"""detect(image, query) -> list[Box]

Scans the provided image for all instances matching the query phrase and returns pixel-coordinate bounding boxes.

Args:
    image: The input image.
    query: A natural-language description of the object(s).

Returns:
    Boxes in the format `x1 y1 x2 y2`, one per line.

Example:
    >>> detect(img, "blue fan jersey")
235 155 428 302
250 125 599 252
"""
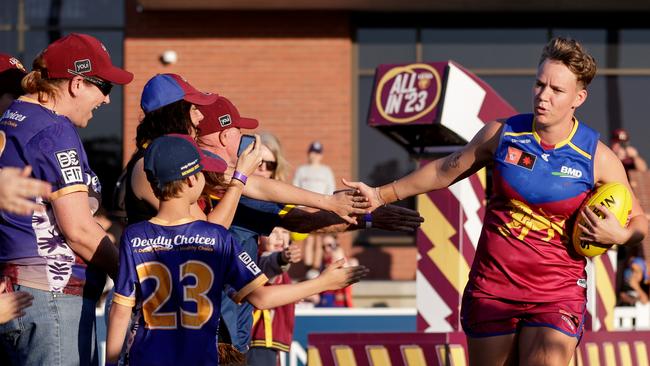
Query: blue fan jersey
113 218 268 366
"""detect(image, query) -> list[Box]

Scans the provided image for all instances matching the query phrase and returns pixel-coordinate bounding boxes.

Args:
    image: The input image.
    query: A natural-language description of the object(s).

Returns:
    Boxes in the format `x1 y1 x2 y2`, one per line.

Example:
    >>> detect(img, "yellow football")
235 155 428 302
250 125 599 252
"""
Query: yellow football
572 182 632 257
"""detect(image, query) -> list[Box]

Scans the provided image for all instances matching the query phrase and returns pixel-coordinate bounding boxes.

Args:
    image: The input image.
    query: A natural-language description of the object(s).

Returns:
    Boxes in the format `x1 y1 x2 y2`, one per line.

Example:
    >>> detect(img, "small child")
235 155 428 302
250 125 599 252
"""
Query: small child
248 227 301 365
317 234 356 308
105 135 367 366
619 256 650 305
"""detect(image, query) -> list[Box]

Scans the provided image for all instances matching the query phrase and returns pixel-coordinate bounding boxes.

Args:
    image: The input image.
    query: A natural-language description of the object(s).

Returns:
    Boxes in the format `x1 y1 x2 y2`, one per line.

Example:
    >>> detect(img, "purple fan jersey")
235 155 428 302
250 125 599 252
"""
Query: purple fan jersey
113 218 267 366
0 97 103 297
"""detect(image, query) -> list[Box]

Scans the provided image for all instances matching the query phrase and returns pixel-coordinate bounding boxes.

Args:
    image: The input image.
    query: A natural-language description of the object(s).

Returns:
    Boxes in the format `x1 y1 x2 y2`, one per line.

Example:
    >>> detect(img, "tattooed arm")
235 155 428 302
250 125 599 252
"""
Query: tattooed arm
344 120 504 210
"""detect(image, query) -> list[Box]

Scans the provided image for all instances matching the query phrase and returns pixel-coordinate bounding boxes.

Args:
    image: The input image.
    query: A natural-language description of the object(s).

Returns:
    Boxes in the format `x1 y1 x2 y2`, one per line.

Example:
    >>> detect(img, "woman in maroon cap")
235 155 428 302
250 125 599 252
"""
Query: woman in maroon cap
123 73 263 228
610 128 647 174
0 34 132 366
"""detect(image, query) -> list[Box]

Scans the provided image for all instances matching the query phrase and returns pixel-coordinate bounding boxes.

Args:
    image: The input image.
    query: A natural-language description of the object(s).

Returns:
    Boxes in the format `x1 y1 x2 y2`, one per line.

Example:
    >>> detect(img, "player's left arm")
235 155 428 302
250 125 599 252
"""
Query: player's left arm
587 141 648 246
105 302 133 365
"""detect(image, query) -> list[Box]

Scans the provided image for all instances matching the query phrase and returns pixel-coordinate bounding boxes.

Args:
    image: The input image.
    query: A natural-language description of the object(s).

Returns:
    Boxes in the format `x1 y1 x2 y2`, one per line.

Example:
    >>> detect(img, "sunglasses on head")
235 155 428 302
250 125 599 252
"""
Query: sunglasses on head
259 160 278 171
68 70 113 96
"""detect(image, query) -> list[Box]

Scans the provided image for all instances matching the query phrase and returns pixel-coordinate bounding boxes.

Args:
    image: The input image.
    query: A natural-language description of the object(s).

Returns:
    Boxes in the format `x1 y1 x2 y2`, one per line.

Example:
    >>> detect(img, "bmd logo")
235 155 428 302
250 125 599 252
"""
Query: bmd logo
552 166 583 179
373 63 442 124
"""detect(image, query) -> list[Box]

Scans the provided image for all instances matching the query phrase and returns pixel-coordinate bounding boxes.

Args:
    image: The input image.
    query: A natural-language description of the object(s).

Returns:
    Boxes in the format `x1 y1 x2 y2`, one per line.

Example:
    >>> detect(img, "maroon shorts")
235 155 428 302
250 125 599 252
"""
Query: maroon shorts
461 291 586 339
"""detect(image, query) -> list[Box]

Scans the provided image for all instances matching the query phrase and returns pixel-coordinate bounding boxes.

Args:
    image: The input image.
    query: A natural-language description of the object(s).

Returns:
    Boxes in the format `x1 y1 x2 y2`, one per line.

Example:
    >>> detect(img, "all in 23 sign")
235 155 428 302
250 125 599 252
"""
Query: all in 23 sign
368 62 447 126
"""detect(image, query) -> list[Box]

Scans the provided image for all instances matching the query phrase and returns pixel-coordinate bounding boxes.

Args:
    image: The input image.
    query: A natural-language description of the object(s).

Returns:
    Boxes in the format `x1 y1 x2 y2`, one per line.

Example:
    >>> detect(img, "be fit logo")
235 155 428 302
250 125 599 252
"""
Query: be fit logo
373 64 442 124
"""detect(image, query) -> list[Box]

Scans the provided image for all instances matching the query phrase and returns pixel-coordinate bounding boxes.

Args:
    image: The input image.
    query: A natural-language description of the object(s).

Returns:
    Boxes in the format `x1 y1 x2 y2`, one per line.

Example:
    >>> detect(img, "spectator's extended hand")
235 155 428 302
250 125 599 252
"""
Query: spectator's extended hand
318 258 369 290
281 243 302 264
234 134 263 177
341 178 382 211
0 166 51 215
326 188 370 225
0 282 33 324
368 205 424 232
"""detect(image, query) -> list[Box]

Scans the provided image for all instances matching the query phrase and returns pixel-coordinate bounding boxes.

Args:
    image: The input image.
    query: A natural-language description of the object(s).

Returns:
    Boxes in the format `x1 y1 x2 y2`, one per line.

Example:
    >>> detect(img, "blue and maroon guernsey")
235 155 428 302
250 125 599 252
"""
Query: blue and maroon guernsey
113 219 268 366
467 114 599 303
0 97 103 297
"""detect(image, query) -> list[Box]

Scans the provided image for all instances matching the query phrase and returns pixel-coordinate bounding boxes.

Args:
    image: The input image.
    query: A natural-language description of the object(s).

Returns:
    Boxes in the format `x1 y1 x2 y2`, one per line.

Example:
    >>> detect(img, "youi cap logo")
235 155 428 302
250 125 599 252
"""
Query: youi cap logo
219 114 232 128
74 59 92 73
8 57 25 72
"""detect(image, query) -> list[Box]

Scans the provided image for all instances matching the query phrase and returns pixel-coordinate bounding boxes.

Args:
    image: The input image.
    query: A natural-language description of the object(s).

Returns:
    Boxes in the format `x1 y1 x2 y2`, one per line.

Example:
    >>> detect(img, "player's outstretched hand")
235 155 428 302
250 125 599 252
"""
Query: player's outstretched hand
370 205 424 232
319 258 369 290
326 188 370 225
0 166 51 216
0 281 33 324
341 178 382 211
234 134 263 177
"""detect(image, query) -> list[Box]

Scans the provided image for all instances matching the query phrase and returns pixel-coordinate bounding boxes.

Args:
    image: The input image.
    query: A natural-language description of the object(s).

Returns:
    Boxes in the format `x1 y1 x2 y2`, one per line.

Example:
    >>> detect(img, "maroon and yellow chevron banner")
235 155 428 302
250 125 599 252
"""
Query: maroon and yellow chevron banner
308 331 650 366
416 169 486 332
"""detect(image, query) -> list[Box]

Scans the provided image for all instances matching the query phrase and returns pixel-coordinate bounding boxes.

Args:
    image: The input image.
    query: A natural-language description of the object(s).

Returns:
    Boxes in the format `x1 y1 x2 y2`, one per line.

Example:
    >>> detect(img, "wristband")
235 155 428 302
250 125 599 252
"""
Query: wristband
232 171 248 185
364 213 372 229
278 251 289 266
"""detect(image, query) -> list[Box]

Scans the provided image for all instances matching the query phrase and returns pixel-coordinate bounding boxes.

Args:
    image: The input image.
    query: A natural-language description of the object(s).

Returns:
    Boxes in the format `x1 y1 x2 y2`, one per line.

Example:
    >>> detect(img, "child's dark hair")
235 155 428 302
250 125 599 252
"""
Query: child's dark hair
136 100 197 150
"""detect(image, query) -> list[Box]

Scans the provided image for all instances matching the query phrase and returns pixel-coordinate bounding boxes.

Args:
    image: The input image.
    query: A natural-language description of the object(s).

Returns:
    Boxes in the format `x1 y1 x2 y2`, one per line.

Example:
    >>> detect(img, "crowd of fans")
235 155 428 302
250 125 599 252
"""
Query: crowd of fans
0 34 423 366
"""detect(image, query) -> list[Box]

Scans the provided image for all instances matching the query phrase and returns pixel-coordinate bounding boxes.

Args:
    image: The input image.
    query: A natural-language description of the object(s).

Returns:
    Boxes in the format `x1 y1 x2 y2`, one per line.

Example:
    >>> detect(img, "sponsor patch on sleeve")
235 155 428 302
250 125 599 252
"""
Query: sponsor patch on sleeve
238 251 261 275
55 149 83 184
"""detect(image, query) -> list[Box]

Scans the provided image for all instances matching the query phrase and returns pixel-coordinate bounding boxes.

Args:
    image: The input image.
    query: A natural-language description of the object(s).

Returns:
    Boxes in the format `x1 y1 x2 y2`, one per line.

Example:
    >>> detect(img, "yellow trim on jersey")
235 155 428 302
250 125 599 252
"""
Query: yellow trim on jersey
532 117 579 148
554 117 579 149
567 142 592 160
249 340 291 352
50 184 88 201
149 217 197 226
18 96 40 104
254 309 274 347
503 131 534 137
112 293 136 308
278 204 295 218
233 274 268 304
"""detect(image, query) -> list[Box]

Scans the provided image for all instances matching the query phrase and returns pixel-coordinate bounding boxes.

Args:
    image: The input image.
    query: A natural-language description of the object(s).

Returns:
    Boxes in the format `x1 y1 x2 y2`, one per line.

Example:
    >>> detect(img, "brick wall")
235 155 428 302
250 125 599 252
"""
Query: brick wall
124 4 416 280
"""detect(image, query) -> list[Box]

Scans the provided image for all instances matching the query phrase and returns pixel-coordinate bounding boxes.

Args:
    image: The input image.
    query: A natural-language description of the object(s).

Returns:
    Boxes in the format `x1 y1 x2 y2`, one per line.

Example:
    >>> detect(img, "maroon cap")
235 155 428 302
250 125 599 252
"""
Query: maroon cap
0 54 26 74
41 33 133 85
0 54 27 95
197 96 259 136
611 128 629 143
166 134 227 173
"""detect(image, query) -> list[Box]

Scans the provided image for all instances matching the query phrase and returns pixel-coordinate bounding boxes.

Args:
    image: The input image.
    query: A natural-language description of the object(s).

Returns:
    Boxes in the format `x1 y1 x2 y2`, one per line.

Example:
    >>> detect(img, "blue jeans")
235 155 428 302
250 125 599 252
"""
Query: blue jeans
0 285 99 366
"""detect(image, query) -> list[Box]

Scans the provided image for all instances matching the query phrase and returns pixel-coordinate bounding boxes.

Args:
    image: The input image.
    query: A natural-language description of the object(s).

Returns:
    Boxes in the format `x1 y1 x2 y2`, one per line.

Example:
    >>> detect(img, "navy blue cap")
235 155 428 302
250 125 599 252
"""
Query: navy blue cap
144 134 227 189
308 141 323 153
140 73 218 113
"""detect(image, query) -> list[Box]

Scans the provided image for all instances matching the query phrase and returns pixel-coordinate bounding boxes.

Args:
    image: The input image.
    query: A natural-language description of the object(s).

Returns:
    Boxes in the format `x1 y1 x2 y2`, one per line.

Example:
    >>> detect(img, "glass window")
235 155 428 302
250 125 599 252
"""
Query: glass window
25 0 124 27
0 1 17 26
358 75 417 187
551 29 607 66
618 76 650 160
481 76 534 114
422 29 547 68
620 30 650 68
573 76 608 138
358 28 417 70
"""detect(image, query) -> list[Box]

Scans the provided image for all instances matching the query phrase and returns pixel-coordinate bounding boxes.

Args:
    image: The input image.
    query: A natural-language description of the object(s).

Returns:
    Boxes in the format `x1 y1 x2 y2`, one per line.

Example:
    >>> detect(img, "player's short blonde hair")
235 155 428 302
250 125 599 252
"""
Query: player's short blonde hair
539 37 597 89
